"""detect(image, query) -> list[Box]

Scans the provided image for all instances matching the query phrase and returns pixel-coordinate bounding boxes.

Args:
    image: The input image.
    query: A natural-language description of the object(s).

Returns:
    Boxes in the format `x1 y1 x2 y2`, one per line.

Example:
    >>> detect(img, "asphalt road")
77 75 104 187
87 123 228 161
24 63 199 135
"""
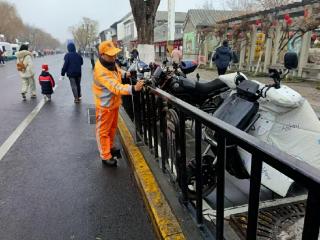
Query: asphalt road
0 55 156 240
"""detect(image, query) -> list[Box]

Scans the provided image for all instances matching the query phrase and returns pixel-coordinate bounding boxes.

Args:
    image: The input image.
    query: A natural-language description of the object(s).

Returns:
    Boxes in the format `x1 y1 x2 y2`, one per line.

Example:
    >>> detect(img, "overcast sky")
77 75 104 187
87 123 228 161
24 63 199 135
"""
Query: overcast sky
6 0 226 43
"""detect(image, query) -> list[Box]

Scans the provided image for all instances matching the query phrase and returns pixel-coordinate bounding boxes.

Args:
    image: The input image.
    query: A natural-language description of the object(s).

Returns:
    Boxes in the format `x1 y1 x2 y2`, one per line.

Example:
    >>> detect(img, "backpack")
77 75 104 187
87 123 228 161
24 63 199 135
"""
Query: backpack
17 56 27 72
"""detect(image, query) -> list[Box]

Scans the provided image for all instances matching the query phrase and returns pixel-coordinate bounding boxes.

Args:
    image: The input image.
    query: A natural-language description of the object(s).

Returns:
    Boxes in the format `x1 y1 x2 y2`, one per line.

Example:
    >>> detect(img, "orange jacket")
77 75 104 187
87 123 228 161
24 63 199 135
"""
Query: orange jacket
93 60 132 109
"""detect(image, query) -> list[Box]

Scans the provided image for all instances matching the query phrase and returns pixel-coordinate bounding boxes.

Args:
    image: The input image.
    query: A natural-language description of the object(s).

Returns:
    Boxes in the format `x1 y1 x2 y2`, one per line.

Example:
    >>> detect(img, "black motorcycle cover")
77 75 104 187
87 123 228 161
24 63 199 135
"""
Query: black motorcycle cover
213 94 259 130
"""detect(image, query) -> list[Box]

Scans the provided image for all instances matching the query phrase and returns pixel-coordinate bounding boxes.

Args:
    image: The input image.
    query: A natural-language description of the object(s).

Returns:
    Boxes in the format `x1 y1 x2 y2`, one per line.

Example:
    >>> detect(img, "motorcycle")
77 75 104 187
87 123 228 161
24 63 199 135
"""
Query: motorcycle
184 52 320 199
148 60 245 185
152 60 232 114
122 57 151 120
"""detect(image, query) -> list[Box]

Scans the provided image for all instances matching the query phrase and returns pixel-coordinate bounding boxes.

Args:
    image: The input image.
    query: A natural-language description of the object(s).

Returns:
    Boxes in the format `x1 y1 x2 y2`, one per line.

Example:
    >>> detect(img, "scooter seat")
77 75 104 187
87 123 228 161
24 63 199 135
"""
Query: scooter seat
196 79 228 94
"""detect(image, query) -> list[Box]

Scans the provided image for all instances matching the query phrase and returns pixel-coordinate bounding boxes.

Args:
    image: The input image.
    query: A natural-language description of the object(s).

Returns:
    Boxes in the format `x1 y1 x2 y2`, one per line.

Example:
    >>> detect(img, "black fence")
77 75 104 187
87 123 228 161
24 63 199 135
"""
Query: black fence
123 86 320 240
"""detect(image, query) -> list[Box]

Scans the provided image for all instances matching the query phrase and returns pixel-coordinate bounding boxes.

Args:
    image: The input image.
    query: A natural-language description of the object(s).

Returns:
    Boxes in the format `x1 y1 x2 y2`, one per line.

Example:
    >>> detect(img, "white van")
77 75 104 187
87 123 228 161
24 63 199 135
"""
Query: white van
10 43 19 56
0 42 14 59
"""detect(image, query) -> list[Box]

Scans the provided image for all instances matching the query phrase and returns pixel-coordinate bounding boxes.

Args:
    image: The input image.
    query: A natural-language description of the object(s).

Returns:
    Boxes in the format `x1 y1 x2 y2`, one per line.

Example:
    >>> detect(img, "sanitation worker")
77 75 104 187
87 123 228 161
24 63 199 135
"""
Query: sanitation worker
93 40 144 167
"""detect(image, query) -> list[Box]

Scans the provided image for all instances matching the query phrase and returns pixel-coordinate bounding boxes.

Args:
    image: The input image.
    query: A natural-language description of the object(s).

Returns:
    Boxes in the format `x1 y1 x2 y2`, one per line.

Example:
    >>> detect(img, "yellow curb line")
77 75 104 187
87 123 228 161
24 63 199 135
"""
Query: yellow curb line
118 115 186 240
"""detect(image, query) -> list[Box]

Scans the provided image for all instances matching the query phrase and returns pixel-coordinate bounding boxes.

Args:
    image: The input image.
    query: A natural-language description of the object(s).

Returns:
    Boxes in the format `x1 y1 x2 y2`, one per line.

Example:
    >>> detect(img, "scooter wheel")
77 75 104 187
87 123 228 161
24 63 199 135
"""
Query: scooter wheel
185 155 217 200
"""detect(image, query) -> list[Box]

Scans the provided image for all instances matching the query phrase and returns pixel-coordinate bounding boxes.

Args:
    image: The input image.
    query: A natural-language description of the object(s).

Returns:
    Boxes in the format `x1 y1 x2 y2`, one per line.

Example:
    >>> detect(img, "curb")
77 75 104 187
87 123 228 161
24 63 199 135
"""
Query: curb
117 115 186 240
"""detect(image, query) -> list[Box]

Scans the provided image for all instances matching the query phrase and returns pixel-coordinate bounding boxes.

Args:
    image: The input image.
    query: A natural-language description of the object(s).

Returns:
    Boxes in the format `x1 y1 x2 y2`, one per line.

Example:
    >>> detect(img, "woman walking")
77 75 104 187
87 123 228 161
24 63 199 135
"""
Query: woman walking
61 42 83 103
16 44 36 101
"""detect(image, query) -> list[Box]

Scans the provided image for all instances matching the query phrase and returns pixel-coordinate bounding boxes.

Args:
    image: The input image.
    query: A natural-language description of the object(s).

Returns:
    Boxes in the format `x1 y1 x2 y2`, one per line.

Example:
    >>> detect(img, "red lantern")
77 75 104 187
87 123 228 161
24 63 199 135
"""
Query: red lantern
284 13 290 20
286 18 293 26
256 19 262 26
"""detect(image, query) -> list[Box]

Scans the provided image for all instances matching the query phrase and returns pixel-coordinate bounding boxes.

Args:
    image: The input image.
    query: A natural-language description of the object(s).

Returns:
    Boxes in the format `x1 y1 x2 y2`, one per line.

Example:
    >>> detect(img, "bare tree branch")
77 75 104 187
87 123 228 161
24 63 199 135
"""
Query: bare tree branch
69 17 98 51
0 1 60 49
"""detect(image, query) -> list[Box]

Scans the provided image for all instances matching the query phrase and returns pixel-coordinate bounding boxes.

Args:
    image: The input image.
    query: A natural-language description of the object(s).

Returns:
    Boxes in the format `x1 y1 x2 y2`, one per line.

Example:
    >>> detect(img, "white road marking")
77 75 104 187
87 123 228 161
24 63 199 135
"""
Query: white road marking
0 83 59 161
6 74 18 79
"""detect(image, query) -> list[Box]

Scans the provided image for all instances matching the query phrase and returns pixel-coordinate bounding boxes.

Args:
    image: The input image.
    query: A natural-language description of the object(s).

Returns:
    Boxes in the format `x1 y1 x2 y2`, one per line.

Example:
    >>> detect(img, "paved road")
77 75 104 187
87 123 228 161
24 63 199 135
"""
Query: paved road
0 56 156 240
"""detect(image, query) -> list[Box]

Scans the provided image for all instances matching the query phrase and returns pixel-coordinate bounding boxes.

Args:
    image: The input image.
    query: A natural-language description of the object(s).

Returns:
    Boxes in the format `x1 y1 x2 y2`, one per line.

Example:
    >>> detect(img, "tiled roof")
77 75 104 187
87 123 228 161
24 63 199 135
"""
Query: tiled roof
185 9 243 27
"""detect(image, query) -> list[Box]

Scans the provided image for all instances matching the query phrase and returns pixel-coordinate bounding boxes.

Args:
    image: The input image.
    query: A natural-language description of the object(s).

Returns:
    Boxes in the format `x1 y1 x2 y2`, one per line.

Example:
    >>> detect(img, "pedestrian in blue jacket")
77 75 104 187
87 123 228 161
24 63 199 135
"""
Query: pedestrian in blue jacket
61 42 83 103
212 40 233 75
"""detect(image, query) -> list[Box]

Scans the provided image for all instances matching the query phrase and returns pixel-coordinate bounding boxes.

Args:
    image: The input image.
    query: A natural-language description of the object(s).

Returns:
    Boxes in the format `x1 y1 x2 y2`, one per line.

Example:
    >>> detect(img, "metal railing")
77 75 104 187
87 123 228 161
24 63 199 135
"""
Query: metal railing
123 85 320 240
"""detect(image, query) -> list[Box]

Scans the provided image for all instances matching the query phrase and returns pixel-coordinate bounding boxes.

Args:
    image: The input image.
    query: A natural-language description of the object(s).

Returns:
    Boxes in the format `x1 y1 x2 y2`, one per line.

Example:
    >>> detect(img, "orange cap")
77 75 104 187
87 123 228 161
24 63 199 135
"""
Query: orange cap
99 40 121 56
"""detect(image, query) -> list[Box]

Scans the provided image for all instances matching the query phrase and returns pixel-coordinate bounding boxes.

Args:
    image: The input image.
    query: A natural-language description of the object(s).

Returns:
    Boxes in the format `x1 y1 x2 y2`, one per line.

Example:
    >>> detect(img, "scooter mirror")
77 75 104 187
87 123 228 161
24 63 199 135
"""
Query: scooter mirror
284 52 298 70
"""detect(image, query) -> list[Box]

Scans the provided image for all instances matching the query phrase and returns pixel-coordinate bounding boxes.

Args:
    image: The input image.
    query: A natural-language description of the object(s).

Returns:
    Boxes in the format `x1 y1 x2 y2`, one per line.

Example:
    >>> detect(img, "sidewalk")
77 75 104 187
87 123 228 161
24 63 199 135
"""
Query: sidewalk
0 57 156 240
188 68 320 115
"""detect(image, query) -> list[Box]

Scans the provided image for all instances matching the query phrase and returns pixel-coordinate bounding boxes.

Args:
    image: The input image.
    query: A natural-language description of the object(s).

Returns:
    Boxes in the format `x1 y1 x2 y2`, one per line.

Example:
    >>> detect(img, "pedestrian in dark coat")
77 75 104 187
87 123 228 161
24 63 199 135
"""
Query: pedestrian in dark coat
89 49 95 70
61 42 83 103
39 64 55 101
213 40 233 75
0 50 5 65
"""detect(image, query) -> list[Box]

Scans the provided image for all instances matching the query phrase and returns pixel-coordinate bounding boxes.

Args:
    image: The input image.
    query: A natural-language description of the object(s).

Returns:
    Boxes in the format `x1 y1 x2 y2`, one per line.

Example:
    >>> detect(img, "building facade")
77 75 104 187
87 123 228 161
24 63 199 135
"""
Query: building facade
182 9 240 63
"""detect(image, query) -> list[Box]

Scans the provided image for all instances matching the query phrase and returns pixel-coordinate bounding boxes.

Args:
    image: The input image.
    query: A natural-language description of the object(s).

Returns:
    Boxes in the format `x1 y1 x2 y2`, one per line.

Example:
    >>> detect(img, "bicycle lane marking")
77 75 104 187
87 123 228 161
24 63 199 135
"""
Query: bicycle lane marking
0 83 59 161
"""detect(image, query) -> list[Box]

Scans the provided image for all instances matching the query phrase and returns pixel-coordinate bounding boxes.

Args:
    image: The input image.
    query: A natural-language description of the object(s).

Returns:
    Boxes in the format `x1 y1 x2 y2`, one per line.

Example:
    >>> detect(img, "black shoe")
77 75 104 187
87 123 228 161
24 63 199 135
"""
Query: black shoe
21 93 26 101
111 147 122 158
101 157 117 167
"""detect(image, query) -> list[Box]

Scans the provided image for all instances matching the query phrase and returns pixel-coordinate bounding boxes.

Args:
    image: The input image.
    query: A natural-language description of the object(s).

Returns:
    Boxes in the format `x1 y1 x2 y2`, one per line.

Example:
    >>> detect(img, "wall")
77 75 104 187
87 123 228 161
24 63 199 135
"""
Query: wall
182 20 197 60
117 22 125 41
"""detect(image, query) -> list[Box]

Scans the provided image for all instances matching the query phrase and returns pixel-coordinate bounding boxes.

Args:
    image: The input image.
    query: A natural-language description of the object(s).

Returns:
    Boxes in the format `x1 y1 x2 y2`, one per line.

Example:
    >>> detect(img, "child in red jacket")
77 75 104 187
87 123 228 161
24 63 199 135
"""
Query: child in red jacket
39 64 55 101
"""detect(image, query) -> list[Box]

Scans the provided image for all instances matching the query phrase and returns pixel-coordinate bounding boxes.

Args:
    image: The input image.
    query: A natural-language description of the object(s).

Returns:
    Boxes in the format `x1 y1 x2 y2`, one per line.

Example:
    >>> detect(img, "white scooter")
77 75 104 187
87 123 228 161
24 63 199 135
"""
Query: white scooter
186 52 320 198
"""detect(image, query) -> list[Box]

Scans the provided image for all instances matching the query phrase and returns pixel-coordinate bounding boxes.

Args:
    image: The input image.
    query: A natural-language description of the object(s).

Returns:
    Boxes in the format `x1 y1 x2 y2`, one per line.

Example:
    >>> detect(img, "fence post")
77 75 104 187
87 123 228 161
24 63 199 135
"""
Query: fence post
178 111 188 204
140 90 148 144
159 100 167 172
216 133 226 239
246 154 263 240
146 89 153 149
133 92 142 143
195 120 203 225
151 94 158 158
302 190 320 240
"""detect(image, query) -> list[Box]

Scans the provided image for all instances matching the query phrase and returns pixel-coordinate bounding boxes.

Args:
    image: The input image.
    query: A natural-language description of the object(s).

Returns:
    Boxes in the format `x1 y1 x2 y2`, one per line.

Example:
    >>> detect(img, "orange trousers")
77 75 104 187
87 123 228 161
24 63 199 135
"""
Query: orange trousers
95 107 119 160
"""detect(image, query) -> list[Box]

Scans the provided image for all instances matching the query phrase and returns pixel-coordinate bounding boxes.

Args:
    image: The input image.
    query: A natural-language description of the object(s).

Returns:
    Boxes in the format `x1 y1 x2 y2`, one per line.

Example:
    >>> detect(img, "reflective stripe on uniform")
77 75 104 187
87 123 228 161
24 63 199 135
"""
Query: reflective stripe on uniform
96 109 102 153
102 73 129 93
93 61 131 108
93 77 113 108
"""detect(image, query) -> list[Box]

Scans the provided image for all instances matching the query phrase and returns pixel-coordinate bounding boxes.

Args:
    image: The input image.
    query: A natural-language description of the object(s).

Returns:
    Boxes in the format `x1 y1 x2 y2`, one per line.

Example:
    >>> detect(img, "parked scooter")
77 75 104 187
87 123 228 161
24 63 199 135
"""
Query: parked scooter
185 52 320 199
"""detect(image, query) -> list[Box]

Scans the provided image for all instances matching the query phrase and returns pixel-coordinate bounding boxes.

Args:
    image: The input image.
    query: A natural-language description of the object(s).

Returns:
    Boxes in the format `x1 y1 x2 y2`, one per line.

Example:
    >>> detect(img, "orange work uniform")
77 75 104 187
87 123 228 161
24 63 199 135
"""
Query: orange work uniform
93 59 132 160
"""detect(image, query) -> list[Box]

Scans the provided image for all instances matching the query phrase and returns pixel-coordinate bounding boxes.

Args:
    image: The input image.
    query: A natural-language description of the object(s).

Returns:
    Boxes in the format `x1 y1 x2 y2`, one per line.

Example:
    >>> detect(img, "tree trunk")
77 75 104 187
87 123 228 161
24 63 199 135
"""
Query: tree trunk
129 0 160 44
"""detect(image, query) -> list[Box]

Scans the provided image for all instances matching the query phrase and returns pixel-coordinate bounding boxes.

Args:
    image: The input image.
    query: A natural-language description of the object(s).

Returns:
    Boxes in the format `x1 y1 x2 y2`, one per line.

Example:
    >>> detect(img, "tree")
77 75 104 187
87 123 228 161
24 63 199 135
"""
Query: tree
197 0 216 9
226 0 296 11
69 17 98 51
0 1 60 49
17 25 60 50
257 0 296 9
225 0 257 12
0 1 25 42
129 0 161 44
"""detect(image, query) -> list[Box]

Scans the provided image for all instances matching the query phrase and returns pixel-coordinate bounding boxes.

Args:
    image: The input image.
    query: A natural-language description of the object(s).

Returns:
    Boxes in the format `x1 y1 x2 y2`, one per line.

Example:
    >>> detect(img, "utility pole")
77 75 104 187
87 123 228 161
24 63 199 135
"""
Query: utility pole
168 0 175 41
